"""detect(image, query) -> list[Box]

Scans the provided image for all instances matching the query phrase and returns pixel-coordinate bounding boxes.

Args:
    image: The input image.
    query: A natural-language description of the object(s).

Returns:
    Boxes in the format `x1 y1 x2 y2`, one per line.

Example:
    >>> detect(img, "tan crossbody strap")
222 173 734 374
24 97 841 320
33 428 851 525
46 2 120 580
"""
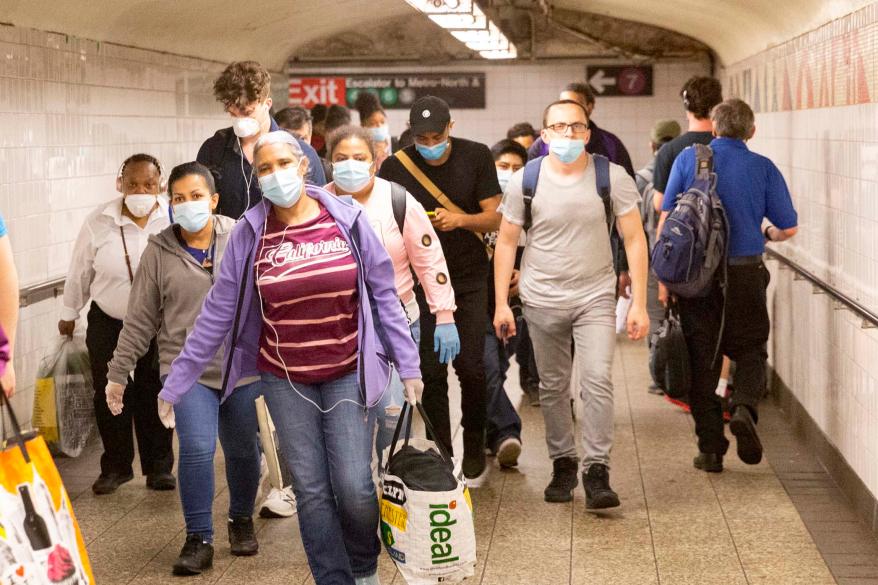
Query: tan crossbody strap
395 150 468 216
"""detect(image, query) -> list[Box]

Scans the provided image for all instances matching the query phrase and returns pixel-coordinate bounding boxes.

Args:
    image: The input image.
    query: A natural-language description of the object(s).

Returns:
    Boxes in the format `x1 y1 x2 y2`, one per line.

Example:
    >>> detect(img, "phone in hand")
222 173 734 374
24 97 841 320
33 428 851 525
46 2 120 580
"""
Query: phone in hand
426 210 436 218
500 323 508 346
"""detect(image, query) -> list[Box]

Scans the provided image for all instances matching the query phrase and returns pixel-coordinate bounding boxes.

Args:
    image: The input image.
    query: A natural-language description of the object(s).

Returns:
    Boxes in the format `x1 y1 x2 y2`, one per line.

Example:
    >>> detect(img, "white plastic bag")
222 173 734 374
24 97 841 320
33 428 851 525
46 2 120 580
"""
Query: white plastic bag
379 403 476 584
615 286 633 334
33 337 96 457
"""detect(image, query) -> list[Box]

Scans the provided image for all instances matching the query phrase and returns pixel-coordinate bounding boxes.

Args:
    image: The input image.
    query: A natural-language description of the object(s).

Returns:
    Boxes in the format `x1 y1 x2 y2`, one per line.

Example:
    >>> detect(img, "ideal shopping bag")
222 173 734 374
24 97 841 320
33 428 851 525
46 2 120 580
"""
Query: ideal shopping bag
0 390 96 585
379 402 476 585
33 337 95 458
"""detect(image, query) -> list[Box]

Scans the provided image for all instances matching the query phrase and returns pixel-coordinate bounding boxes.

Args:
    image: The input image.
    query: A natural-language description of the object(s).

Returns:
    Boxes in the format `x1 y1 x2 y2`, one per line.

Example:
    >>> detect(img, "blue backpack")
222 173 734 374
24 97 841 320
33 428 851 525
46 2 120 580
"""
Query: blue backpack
651 144 729 298
522 154 627 275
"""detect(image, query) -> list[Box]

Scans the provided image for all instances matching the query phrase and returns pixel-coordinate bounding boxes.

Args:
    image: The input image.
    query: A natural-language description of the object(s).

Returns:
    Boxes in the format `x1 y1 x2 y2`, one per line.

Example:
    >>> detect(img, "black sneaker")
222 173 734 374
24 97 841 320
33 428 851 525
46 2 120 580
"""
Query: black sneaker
462 432 487 480
693 452 724 473
173 534 213 576
146 472 176 491
544 457 579 503
92 472 134 495
228 517 258 556
521 380 540 407
583 464 620 510
729 406 763 464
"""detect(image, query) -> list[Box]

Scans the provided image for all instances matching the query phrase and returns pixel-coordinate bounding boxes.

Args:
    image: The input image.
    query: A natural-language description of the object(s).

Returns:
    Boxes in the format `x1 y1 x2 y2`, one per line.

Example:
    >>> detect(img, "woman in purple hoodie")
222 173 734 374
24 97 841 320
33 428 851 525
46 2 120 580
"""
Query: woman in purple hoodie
160 131 420 585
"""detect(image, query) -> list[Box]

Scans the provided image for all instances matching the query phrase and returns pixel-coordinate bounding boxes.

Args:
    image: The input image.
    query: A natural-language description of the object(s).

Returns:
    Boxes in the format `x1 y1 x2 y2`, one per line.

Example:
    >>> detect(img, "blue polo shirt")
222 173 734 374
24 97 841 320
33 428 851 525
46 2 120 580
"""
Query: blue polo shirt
662 137 797 257
0 212 6 237
196 118 326 219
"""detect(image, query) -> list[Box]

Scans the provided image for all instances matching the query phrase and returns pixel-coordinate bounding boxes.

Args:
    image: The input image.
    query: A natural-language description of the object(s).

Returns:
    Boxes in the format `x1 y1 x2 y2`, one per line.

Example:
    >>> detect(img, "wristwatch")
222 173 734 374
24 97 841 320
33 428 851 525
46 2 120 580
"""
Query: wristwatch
763 225 773 242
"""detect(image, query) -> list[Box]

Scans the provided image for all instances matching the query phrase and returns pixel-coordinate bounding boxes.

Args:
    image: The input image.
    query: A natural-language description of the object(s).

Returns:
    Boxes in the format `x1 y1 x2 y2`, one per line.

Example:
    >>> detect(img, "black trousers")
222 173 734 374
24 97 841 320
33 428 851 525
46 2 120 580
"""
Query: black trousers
678 262 771 455
86 303 173 476
416 284 488 456
514 318 540 387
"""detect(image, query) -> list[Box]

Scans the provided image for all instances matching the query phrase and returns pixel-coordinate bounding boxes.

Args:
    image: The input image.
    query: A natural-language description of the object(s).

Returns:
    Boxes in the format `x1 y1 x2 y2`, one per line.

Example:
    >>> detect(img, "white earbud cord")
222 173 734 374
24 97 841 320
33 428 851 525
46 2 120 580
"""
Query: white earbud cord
238 137 252 221
256 202 391 413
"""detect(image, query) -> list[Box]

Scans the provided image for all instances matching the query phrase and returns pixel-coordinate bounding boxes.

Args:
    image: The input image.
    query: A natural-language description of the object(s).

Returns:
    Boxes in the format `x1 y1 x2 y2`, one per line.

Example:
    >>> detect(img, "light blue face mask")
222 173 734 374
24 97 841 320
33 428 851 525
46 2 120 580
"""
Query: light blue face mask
415 139 449 161
172 199 212 232
497 169 513 191
549 138 585 164
259 166 303 208
369 124 390 143
333 159 373 193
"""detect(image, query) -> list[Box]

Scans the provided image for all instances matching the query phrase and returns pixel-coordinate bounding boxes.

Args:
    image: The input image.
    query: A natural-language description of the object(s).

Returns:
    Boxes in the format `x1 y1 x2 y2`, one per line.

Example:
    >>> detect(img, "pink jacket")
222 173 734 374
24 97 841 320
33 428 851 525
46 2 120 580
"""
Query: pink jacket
326 177 456 324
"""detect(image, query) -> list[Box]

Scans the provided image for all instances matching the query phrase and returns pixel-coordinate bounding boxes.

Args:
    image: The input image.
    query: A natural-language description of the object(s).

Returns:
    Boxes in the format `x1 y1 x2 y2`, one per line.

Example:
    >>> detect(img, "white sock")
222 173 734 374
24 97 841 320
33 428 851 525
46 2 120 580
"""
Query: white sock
715 378 728 398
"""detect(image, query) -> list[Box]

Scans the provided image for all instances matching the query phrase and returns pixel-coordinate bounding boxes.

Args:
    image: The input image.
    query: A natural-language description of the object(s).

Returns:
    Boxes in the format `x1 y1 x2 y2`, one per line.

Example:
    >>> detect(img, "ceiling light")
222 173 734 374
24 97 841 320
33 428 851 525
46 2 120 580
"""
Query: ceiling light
404 0 474 15
479 46 517 59
429 5 487 29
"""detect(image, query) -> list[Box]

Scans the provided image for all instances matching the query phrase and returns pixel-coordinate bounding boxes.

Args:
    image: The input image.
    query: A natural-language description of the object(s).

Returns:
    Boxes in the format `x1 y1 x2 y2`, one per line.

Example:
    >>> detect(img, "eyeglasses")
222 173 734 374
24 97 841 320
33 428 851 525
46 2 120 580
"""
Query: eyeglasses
545 122 588 134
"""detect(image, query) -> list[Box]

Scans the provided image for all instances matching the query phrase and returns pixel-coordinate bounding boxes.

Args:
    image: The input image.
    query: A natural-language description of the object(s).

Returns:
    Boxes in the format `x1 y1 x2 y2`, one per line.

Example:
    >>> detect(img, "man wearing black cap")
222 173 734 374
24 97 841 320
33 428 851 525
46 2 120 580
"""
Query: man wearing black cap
379 96 502 480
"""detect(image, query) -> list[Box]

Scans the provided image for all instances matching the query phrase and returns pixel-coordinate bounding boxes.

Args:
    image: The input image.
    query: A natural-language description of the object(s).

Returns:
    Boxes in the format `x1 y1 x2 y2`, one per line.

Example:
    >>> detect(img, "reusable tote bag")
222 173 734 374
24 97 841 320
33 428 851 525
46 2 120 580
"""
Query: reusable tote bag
379 402 476 584
0 390 96 585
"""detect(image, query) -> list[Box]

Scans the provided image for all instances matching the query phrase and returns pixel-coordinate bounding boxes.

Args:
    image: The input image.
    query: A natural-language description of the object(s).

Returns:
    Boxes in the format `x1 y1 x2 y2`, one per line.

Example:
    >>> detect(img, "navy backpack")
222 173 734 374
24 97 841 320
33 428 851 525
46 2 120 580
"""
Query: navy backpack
651 144 729 298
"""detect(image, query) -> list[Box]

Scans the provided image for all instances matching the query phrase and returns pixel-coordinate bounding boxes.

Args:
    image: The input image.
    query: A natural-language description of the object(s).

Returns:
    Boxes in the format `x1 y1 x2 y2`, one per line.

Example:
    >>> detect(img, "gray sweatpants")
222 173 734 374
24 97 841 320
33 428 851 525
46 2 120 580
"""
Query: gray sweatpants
523 292 616 471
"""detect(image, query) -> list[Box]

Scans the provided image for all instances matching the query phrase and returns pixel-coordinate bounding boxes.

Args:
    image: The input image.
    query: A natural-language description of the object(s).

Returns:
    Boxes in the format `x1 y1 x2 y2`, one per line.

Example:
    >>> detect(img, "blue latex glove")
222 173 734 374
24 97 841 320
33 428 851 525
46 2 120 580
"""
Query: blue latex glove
434 323 461 364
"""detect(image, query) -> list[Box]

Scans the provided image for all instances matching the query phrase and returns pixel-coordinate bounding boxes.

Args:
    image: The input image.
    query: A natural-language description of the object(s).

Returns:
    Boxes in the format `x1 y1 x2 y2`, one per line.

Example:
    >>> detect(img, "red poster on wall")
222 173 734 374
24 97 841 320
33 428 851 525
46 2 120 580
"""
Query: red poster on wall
288 77 347 107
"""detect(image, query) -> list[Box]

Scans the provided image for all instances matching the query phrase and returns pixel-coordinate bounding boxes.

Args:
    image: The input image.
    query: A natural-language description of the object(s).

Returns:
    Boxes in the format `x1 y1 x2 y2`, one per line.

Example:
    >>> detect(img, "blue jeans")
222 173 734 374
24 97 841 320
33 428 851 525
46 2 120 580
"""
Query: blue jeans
484 320 523 452
173 381 262 541
371 320 421 468
261 372 379 584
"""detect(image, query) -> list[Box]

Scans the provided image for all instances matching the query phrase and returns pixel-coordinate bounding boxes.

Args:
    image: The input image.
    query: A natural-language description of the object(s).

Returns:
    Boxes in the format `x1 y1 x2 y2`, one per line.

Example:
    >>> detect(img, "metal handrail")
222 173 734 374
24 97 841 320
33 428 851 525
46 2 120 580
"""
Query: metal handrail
766 249 878 328
18 277 66 308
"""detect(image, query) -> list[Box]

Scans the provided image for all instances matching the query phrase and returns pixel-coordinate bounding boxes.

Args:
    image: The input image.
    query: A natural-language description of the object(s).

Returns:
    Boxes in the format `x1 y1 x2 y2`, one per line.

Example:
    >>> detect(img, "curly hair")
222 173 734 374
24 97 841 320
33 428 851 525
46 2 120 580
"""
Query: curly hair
681 76 723 119
213 61 271 109
326 125 376 160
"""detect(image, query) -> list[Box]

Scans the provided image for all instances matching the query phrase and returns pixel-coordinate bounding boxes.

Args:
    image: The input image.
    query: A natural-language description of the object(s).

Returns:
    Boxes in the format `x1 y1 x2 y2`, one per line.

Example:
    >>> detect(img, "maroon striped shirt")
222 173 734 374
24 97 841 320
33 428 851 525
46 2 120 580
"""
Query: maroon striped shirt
255 205 359 383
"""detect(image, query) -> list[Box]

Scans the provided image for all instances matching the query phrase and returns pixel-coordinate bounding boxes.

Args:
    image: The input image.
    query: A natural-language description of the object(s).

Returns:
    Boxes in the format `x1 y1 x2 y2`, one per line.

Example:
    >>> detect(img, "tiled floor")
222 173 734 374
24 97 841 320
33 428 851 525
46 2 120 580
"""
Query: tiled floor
56 339 878 584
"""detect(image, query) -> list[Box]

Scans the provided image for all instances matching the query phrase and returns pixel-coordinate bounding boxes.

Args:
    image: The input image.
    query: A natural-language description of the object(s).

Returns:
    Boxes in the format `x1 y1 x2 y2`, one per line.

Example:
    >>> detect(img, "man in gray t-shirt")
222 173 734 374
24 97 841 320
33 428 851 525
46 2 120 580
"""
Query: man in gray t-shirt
493 99 650 511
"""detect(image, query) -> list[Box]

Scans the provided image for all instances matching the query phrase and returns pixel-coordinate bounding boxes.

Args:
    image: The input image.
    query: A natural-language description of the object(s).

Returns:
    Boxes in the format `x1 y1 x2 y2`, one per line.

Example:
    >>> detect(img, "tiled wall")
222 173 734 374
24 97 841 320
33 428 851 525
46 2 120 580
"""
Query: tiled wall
290 60 711 170
724 3 878 498
0 25 240 427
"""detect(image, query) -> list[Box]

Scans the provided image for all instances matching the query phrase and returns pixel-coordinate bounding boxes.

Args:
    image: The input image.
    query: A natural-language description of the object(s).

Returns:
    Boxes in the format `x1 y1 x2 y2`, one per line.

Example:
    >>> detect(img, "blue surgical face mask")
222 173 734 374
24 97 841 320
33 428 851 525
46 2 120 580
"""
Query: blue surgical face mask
259 166 303 208
496 169 513 191
369 124 390 143
415 139 449 161
173 199 212 232
333 159 373 193
549 138 585 164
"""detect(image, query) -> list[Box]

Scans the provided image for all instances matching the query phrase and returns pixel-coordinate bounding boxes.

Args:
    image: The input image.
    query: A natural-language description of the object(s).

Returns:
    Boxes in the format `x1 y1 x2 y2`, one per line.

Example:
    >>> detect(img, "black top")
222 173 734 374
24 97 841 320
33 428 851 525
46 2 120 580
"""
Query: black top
652 131 714 193
196 119 326 219
379 137 501 290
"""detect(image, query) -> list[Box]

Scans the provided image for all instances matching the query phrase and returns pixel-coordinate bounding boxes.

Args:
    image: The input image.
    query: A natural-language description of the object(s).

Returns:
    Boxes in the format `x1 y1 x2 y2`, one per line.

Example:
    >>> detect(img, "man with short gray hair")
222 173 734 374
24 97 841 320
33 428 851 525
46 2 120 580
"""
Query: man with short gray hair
658 98 798 472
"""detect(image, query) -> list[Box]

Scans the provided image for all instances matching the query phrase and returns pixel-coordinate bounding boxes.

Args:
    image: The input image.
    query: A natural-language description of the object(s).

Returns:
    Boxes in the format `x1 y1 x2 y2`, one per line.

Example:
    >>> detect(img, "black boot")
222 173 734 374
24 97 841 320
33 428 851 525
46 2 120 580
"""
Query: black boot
583 464 620 510
173 534 213 576
729 406 763 465
462 431 487 480
228 517 258 556
544 457 579 503
693 452 724 473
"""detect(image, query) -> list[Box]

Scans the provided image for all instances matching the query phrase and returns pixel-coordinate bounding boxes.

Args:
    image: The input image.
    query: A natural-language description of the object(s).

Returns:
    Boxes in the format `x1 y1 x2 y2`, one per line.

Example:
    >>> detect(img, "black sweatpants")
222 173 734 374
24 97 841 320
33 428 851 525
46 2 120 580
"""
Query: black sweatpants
416 284 488 456
86 303 173 477
677 262 771 455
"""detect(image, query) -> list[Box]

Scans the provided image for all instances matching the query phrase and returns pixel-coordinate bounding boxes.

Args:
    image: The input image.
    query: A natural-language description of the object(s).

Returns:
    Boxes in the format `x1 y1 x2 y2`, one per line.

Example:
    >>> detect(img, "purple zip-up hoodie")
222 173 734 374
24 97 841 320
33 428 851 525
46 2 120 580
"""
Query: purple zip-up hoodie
159 186 420 407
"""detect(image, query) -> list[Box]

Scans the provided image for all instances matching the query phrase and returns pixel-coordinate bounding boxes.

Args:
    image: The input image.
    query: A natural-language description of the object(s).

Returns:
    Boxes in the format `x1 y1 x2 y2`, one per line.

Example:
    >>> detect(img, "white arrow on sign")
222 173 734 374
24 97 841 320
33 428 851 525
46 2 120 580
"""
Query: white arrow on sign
589 69 616 94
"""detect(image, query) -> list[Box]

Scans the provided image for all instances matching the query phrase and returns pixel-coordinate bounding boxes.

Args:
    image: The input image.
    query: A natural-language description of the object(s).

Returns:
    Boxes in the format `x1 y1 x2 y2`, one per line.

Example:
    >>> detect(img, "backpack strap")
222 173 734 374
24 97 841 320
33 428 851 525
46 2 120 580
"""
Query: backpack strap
389 181 407 235
593 154 613 233
694 143 713 181
521 156 544 232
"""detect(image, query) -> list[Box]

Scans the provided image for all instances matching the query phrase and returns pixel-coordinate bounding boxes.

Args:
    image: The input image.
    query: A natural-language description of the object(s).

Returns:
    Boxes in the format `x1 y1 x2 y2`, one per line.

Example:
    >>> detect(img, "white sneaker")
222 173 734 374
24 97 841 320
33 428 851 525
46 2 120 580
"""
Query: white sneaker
259 487 296 518
354 573 381 585
496 436 522 468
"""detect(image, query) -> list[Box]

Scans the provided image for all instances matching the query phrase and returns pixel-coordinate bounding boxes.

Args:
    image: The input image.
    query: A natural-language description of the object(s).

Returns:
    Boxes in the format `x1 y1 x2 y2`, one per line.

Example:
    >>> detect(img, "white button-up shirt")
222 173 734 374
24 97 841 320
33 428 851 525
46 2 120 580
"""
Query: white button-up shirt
61 196 170 321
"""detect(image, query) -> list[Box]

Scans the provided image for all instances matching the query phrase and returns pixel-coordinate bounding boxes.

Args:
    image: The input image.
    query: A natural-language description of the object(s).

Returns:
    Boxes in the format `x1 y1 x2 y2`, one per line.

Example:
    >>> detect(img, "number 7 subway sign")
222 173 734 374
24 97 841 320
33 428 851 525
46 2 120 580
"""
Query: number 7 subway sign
289 77 347 107
586 65 653 97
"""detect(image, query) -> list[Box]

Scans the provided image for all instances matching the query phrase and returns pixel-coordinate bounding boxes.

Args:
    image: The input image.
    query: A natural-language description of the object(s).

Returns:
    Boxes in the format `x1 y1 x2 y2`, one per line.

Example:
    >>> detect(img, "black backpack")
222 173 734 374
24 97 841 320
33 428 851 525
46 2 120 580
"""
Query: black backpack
390 181 407 234
522 155 627 275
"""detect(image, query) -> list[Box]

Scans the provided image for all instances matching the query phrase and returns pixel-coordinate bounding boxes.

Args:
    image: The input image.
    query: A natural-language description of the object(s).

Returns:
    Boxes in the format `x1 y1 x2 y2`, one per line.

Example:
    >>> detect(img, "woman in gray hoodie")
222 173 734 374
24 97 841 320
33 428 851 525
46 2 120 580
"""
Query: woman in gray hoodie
104 162 260 576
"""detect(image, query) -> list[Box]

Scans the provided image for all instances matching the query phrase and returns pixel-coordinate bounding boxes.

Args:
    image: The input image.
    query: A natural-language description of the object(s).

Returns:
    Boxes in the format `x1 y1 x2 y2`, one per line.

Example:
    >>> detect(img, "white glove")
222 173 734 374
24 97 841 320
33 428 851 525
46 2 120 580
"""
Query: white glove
157 398 175 429
402 378 424 406
105 381 126 416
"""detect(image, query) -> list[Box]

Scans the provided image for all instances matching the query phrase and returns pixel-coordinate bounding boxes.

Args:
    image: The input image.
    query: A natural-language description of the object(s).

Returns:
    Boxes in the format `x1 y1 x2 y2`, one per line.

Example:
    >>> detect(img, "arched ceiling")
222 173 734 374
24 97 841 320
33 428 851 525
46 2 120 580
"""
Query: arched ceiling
1 0 873 69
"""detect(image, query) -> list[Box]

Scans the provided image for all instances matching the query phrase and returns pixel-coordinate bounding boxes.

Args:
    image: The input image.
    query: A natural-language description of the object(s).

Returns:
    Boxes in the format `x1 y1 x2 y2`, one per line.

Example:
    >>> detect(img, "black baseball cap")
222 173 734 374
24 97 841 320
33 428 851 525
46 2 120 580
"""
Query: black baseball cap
409 96 451 135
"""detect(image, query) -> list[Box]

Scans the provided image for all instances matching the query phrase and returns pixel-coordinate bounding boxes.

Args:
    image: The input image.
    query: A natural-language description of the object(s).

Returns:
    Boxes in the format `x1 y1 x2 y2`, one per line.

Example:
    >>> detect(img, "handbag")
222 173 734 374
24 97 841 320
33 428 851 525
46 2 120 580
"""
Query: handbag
379 402 476 584
0 389 96 584
394 150 495 259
